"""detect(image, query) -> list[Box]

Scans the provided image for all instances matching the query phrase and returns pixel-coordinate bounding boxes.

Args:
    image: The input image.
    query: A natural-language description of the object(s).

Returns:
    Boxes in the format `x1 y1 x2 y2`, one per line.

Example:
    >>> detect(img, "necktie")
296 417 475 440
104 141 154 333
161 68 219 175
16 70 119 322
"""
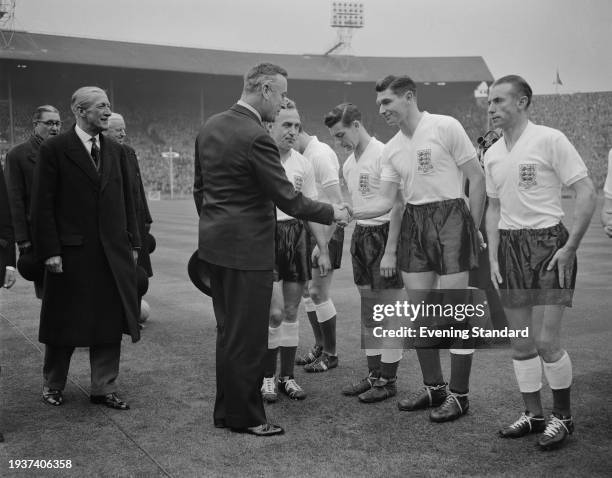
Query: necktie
90 136 100 170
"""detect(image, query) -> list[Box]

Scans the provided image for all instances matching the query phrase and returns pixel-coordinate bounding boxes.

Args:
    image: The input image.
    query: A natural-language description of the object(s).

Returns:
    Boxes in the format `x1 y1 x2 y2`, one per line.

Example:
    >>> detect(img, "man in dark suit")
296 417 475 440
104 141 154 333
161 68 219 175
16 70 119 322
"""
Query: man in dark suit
103 112 153 278
5 105 61 297
194 63 349 436
31 86 140 410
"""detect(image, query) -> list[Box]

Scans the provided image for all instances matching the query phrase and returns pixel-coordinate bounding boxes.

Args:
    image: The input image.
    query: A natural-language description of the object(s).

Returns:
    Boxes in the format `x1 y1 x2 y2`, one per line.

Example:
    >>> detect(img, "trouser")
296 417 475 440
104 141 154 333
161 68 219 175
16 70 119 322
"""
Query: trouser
43 343 121 395
208 263 274 429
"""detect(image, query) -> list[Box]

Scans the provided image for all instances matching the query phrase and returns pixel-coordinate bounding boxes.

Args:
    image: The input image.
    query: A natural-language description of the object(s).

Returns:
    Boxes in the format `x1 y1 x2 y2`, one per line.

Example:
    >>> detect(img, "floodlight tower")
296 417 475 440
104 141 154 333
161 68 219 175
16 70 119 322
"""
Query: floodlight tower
325 1 364 56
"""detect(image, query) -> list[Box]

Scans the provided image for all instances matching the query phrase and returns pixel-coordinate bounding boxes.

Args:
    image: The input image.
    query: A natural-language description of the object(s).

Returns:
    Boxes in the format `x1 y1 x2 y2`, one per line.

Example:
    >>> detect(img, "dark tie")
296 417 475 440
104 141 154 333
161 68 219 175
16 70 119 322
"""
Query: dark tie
90 136 100 170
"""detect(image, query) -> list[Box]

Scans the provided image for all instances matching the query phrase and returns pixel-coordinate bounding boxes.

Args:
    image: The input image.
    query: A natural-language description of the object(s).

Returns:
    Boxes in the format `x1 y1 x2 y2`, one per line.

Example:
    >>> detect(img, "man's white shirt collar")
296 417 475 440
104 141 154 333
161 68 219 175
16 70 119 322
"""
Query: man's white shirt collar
75 124 99 154
237 100 262 123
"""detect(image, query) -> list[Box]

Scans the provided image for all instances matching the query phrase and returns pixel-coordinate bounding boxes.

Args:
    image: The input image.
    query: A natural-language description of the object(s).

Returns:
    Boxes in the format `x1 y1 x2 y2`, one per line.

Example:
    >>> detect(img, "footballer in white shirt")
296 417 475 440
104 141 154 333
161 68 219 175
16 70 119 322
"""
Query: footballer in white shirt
326 102 405 403
485 75 596 450
353 75 487 423
294 131 343 373
260 99 331 403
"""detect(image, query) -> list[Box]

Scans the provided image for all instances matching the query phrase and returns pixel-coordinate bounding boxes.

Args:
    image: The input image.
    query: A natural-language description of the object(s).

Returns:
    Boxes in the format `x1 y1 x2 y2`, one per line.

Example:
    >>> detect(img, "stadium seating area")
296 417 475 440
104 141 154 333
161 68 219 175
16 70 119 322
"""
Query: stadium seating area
2 91 611 197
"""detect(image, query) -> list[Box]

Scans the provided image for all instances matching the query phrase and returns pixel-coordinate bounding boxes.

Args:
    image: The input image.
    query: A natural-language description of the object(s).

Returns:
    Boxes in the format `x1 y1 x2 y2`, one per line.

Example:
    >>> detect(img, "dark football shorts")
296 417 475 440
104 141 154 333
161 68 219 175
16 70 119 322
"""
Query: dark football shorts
398 198 479 275
498 223 576 308
351 222 404 290
274 219 311 283
309 225 344 270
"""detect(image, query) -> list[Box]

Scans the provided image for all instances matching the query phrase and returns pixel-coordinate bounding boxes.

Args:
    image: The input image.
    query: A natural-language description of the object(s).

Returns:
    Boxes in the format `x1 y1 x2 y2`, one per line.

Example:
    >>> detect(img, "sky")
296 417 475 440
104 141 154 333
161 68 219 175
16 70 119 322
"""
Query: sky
5 0 612 94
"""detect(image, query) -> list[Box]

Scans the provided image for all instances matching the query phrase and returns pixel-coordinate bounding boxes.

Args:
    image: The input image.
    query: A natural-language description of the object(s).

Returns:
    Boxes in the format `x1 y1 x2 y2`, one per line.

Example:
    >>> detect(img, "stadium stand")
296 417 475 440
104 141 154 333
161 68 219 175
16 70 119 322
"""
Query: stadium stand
1 31 610 196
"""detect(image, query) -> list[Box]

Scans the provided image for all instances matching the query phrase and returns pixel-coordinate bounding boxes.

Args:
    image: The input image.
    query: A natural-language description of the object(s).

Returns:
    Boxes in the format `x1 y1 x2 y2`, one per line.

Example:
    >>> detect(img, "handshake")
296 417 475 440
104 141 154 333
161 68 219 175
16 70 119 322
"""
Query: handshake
332 203 353 226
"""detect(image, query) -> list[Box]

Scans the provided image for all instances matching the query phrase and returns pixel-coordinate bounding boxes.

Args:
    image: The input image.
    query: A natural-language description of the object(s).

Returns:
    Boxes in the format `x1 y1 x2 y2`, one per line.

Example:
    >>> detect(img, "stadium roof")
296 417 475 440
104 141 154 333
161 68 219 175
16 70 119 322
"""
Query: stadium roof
0 30 493 83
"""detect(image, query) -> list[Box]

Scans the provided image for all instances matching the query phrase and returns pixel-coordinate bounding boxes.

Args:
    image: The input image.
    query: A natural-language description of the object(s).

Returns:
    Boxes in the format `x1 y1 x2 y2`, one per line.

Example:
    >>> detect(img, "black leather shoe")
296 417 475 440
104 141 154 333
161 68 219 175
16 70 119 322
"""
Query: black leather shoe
499 412 546 438
231 423 284 437
429 393 469 422
358 377 397 403
342 372 379 396
398 383 447 411
538 414 574 450
42 389 64 406
214 418 226 429
90 392 130 410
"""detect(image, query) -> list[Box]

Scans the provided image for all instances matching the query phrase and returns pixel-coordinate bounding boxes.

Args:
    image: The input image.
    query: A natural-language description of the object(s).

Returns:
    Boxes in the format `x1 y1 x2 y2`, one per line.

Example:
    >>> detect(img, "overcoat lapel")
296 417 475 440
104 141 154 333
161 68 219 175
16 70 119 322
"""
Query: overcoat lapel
27 136 42 164
99 134 113 193
65 128 100 186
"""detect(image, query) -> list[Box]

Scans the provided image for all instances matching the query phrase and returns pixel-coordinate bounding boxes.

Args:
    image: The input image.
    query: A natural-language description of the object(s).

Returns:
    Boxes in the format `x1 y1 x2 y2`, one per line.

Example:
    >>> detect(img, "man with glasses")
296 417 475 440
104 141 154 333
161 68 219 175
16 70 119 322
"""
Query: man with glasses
5 105 61 297
31 87 141 411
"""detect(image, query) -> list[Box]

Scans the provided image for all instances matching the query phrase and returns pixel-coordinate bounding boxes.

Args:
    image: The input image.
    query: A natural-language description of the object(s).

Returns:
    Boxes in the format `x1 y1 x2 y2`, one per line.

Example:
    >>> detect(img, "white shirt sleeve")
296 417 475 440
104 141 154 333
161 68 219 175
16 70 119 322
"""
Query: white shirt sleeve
445 117 477 167
549 131 588 187
483 153 499 198
380 145 402 184
312 152 340 188
302 160 318 200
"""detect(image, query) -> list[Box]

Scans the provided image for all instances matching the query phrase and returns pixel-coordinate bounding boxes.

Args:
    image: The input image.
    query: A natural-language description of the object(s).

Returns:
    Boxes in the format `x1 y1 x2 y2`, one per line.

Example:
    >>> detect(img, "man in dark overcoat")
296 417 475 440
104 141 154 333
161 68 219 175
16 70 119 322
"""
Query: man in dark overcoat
194 63 349 436
0 162 16 289
4 105 61 297
31 86 140 410
1 162 16 442
103 112 153 278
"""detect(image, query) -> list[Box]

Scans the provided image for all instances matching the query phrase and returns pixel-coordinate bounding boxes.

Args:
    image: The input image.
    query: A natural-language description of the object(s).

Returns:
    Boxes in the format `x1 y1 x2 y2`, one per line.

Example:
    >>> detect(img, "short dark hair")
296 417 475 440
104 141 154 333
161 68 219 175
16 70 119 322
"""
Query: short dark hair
243 63 288 93
375 75 417 96
324 102 362 128
32 105 60 123
492 75 533 108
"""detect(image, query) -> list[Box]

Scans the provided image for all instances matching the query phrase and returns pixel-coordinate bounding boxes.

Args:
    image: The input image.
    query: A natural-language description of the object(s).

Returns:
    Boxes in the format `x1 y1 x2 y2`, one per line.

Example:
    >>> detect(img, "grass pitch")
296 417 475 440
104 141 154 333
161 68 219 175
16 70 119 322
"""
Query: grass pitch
1 198 611 477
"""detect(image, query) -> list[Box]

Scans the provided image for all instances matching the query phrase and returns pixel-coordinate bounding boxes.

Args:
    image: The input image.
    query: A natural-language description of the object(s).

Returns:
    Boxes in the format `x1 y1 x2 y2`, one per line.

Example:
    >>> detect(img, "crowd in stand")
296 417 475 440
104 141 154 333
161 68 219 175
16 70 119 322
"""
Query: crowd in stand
2 92 611 196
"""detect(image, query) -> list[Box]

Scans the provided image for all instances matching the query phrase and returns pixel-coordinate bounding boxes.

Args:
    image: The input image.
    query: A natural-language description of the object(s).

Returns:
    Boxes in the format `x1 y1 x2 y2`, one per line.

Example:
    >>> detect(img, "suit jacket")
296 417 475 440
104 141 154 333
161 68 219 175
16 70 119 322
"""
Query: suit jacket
31 127 141 346
194 104 334 270
0 164 15 284
4 135 43 244
124 144 153 277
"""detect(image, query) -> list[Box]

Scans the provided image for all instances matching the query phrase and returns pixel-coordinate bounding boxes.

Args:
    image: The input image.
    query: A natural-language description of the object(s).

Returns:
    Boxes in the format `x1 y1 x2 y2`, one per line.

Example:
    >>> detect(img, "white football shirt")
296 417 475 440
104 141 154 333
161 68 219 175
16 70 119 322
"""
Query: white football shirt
302 136 340 203
276 149 318 221
380 112 476 205
343 137 391 226
484 121 588 229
